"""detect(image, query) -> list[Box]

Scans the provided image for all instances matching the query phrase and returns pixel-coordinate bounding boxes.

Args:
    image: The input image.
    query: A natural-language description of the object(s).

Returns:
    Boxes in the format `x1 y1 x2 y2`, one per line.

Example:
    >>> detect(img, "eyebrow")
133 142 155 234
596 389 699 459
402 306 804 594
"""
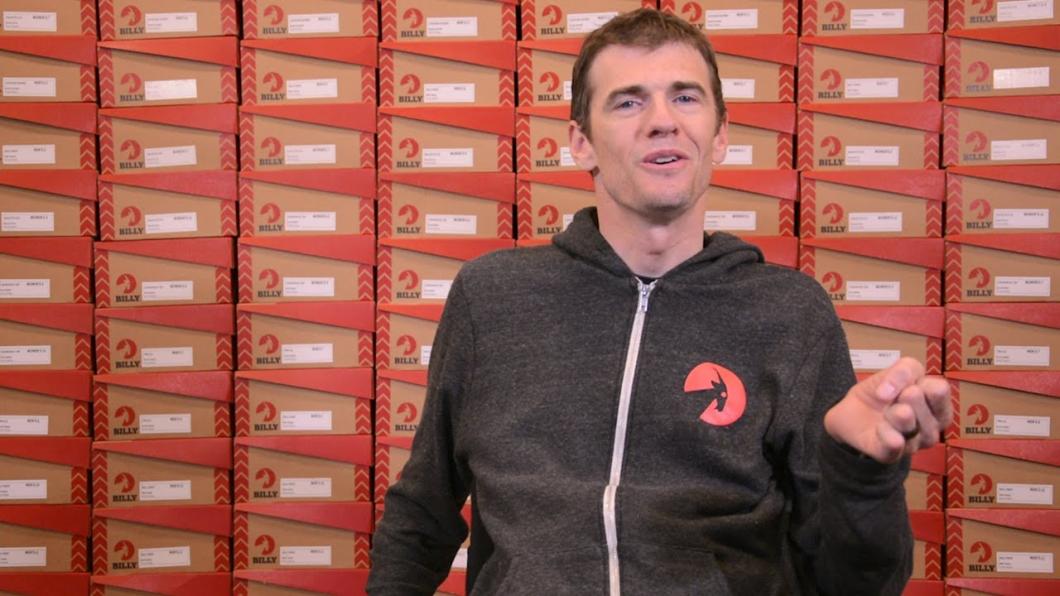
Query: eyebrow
603 81 709 106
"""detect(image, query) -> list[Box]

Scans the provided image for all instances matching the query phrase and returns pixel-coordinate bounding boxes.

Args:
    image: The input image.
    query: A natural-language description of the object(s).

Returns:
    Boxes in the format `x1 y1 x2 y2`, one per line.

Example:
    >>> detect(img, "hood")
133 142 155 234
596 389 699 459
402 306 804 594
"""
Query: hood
552 207 764 283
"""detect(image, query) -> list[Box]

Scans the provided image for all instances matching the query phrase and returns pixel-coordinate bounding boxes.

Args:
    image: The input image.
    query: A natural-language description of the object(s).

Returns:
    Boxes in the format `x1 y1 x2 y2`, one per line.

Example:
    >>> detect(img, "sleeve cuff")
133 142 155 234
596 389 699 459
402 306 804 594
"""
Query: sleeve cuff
820 434 911 496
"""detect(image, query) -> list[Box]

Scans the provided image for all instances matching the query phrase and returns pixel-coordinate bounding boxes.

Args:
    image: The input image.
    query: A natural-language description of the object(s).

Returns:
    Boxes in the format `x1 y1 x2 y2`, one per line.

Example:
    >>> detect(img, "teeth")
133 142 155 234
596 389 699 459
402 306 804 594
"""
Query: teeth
653 156 678 164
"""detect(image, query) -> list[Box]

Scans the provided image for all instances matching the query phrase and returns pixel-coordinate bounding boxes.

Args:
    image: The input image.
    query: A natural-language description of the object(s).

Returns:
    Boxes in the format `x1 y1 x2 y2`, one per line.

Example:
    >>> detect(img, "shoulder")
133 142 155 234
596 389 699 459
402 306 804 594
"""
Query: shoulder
456 244 572 292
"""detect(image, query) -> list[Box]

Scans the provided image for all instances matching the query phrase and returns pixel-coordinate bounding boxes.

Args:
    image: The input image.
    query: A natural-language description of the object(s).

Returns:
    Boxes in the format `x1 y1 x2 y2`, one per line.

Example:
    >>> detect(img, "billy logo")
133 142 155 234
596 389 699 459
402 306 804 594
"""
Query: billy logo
537 204 563 235
259 137 284 166
970 0 997 23
819 136 843 167
537 72 563 102
394 334 419 365
966 198 993 230
969 472 995 503
258 203 283 232
258 269 281 299
822 1 847 30
261 72 285 101
115 273 140 303
967 266 992 298
253 534 278 564
536 137 561 168
112 539 137 570
963 131 990 162
822 271 845 300
818 69 843 99
396 269 420 299
966 61 992 92
820 202 846 233
541 5 565 35
253 467 278 498
119 72 144 103
115 338 140 369
967 334 993 366
114 405 138 435
113 472 137 502
399 74 423 103
969 541 995 572
401 8 425 37
257 334 281 365
119 205 144 235
965 403 991 434
682 2 705 26
395 401 419 432
396 138 420 168
262 5 287 34
119 5 145 35
254 401 279 431
119 139 144 170
396 204 421 234
684 363 747 426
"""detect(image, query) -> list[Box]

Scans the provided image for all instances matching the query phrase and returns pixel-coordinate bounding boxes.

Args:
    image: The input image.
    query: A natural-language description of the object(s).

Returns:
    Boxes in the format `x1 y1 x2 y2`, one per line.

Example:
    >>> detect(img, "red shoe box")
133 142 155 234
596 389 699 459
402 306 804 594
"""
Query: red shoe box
801 170 945 238
381 0 516 42
946 371 1060 440
378 171 515 239
722 103 796 169
376 303 443 370
379 40 515 107
944 303 1060 372
92 505 232 574
515 171 594 240
98 0 239 40
97 37 238 108
234 369 373 437
375 369 427 439
0 1 97 36
0 437 89 503
943 97 1060 167
95 304 235 374
798 34 942 104
0 304 93 370
516 38 580 106
0 170 97 237
797 101 942 170
98 104 238 174
0 103 97 170
90 573 231 596
800 238 944 305
708 170 798 236
239 169 376 237
946 165 1060 236
241 37 377 105
239 103 376 171
0 237 92 303
836 306 944 373
235 302 374 370
948 0 1060 30
95 238 234 308
661 0 800 34
244 0 379 39
374 434 412 503
0 505 89 572
741 236 799 269
93 371 233 441
99 171 238 240
944 26 1060 99
376 238 514 304
519 0 653 40
233 569 368 596
378 106 514 172
237 236 374 303
912 510 945 579
947 440 1060 509
944 234 1059 303
712 35 797 103
233 435 372 502
91 438 232 507
233 502 372 570
0 36 96 102
1 573 89 595
945 509 1060 578
908 444 946 512
0 371 91 437
803 0 944 35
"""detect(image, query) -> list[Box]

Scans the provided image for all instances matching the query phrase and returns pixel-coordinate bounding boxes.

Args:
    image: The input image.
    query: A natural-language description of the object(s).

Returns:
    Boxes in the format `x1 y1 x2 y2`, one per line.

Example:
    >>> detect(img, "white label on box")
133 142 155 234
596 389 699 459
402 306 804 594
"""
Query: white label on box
141 281 194 302
704 211 757 231
844 78 899 99
288 13 340 34
997 483 1053 505
567 12 618 34
139 480 192 502
0 547 46 567
426 214 476 235
0 279 50 299
139 547 191 569
0 346 51 366
280 410 333 432
2 78 56 98
144 79 198 102
997 0 1054 22
286 78 338 100
280 477 332 498
991 139 1047 161
3 11 56 32
995 276 1051 297
994 208 1049 229
144 146 197 169
562 213 575 230
850 9 905 29
141 347 194 369
997 552 1054 573
422 148 473 168
0 416 48 435
421 345 432 365
2 145 55 165
283 277 335 298
845 146 900 166
563 80 572 101
995 345 1050 367
849 212 903 233
139 413 192 435
721 78 756 99
280 546 332 566
560 147 575 167
452 548 468 570
284 144 336 165
285 211 336 232
281 343 334 365
846 281 901 302
722 145 753 165
0 480 46 500
994 414 1051 437
145 212 198 234
850 349 901 369
994 67 1050 90
1 212 54 232
426 17 478 37
705 10 759 30
422 279 453 300
424 83 475 104
145 12 198 33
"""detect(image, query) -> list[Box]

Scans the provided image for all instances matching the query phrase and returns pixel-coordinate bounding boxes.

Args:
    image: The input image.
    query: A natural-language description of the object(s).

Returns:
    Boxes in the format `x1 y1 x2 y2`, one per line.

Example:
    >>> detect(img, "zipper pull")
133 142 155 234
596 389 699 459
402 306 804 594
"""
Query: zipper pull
637 279 655 313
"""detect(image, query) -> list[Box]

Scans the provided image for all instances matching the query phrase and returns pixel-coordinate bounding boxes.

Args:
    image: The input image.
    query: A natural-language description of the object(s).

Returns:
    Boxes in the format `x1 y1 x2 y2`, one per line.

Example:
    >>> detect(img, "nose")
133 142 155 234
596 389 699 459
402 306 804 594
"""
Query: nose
644 95 678 138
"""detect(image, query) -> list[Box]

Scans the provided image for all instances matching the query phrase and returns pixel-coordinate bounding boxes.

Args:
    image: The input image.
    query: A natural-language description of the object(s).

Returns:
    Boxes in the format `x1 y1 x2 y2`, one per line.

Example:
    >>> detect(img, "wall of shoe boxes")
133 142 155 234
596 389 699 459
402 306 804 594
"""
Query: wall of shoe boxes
0 0 1057 594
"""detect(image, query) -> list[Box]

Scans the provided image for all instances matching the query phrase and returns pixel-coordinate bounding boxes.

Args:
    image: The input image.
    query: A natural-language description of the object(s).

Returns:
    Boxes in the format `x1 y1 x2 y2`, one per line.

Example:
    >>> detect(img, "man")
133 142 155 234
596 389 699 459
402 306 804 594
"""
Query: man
369 9 951 595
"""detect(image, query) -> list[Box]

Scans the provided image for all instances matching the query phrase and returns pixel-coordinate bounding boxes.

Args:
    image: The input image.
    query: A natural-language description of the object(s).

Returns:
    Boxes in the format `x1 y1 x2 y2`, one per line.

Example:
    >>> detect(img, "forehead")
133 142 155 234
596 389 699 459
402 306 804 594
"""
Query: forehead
587 42 713 96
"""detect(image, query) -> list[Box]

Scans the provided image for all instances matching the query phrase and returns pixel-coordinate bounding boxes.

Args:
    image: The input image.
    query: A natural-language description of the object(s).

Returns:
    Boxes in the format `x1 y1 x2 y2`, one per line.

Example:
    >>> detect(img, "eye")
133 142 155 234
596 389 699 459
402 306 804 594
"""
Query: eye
674 94 699 104
615 98 638 109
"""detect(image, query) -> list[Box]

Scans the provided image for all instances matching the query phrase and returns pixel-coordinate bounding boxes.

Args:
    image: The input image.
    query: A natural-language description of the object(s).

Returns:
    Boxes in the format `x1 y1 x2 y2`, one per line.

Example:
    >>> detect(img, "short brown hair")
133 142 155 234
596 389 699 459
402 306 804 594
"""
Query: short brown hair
570 8 727 139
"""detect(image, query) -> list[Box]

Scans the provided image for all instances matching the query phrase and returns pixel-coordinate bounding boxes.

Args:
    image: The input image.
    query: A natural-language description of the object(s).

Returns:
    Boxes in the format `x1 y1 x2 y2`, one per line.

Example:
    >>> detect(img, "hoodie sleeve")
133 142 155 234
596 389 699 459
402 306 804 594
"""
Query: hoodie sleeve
367 276 476 595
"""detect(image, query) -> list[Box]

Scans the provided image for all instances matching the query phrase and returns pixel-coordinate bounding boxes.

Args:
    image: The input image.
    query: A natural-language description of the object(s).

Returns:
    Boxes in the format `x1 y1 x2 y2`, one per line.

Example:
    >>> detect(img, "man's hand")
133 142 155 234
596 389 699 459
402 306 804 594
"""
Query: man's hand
823 357 952 464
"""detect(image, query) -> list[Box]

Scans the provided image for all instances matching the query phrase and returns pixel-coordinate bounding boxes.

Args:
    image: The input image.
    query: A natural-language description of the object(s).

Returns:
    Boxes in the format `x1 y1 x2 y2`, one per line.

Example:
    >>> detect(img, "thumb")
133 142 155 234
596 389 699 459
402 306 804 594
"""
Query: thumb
856 357 925 406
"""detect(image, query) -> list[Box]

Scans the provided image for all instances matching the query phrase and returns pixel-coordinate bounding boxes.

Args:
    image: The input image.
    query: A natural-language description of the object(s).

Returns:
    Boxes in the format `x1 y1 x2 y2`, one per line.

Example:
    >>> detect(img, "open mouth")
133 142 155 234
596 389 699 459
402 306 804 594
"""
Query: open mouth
642 150 688 167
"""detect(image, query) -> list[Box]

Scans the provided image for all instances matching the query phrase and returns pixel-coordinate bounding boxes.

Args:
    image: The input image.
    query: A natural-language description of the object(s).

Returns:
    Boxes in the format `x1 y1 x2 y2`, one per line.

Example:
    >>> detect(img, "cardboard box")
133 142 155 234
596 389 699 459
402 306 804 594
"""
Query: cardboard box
949 0 1060 29
376 303 442 370
944 303 1060 371
721 103 796 169
0 573 89 595
0 36 96 102
0 303 93 370
0 505 89 572
241 37 377 106
520 0 653 39
377 238 514 303
515 171 594 239
516 38 580 105
801 170 945 238
244 0 378 39
234 435 372 503
802 0 945 35
947 440 1059 509
0 170 97 237
946 371 1060 440
908 444 946 511
93 371 234 441
946 165 1060 235
98 104 239 174
945 26 1060 98
706 170 797 236
711 34 797 103
90 573 231 596
233 569 368 596
0 371 91 437
375 368 427 438
0 437 88 504
943 97 1060 167
381 0 516 41
237 235 374 303
233 502 372 570
99 171 238 240
835 306 945 372
235 301 375 370
92 438 232 507
374 434 411 502
239 169 376 237
0 0 97 36
798 34 942 103
911 510 945 579
92 505 232 574
944 234 1059 303
97 37 238 108
234 369 373 436
0 236 92 303
94 304 235 374
946 509 1060 578
797 101 942 170
378 171 515 238
378 106 514 172
800 238 944 305
95 238 234 308
660 0 800 34
239 103 376 171
99 0 238 40
740 236 800 269
944 578 1060 595
0 103 96 170
515 104 576 173
380 40 515 107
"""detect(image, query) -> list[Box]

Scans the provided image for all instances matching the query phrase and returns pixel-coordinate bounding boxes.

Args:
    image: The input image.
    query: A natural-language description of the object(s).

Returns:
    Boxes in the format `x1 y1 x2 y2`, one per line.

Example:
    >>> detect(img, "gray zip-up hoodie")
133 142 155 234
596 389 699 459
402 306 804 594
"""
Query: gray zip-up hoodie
368 208 913 595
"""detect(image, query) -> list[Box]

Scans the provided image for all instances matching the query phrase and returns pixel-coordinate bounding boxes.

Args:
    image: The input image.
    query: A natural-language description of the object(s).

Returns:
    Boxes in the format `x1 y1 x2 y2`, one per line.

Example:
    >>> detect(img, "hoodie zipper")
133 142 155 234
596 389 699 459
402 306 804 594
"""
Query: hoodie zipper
603 278 655 596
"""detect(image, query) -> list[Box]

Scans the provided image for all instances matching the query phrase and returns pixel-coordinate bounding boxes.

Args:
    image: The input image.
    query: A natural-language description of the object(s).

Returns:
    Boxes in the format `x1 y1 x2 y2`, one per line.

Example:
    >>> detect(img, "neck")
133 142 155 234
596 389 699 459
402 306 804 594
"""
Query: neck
596 202 707 278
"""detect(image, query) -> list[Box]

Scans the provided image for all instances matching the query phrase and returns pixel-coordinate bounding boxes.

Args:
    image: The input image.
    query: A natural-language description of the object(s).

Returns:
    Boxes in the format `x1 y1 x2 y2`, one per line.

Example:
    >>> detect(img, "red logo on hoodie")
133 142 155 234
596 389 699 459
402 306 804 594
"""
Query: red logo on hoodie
684 363 747 426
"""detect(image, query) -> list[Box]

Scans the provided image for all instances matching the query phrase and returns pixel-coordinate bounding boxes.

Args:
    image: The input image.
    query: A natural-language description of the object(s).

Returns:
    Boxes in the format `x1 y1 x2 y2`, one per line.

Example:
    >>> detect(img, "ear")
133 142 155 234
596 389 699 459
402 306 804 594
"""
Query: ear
711 118 729 165
568 120 598 172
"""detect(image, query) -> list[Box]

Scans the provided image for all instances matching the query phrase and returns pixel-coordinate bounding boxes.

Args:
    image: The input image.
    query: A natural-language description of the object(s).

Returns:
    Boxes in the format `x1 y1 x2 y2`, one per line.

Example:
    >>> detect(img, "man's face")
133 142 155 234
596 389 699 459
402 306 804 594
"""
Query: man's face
569 42 728 223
